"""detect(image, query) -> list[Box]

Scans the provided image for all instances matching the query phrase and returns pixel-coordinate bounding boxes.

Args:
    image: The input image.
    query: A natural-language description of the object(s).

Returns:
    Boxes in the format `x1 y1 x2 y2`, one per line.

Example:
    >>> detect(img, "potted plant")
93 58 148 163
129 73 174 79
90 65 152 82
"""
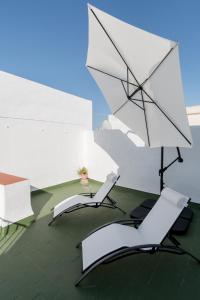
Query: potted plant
78 167 89 185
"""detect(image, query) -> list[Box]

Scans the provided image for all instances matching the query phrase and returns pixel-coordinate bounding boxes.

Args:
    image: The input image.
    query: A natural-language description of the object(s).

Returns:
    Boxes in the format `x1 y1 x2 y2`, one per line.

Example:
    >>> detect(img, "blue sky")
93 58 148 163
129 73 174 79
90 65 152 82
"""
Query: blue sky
0 0 200 128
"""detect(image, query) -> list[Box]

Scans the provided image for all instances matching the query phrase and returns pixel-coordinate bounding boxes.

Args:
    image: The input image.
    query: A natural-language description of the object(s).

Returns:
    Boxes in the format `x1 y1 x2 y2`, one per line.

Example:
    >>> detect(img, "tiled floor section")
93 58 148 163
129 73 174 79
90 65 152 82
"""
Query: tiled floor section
0 179 200 299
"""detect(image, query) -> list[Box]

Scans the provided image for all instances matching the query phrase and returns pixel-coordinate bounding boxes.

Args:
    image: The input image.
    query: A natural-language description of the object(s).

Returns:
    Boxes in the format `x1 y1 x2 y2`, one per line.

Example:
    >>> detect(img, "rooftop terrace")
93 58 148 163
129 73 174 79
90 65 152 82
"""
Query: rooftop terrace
0 180 200 300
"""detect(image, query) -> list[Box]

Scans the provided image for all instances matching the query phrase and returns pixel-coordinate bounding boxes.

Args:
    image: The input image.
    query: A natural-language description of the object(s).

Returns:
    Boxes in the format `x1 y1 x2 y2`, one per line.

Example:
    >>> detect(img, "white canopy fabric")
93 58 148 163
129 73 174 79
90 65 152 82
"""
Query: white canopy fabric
87 4 192 148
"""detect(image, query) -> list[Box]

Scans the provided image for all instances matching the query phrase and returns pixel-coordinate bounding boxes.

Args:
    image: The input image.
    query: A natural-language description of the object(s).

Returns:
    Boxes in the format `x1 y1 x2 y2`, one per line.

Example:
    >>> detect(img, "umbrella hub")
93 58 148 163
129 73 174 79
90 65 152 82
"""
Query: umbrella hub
128 85 143 99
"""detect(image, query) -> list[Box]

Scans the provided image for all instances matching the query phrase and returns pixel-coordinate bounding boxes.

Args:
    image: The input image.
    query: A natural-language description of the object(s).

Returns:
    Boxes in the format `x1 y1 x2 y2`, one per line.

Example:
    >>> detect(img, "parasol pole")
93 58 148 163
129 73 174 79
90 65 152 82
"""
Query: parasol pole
160 147 164 193
159 147 183 193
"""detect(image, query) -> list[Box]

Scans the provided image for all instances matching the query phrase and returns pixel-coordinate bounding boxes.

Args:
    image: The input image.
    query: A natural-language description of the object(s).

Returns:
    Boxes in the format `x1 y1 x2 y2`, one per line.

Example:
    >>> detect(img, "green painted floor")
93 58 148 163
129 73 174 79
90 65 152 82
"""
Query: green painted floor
0 180 200 300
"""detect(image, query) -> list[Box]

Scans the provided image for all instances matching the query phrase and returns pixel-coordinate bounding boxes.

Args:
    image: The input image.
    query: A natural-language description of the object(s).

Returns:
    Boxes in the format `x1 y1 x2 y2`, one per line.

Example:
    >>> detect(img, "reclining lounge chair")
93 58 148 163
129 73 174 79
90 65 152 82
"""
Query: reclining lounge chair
75 187 200 286
49 172 125 226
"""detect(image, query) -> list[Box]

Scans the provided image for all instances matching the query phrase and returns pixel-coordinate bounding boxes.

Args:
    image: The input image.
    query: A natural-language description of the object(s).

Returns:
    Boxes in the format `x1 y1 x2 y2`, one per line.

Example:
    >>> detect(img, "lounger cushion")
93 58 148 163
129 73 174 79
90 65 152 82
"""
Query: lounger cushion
129 206 150 219
141 199 156 209
179 207 193 220
171 218 191 234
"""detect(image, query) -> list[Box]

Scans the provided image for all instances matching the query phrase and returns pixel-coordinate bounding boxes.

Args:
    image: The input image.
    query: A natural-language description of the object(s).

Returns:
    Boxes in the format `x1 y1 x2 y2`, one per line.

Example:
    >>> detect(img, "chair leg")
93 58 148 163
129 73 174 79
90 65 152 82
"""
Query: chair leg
178 247 200 263
168 234 181 246
75 246 127 286
106 196 116 205
75 268 91 287
114 205 126 214
106 196 126 214
48 217 56 226
76 241 82 249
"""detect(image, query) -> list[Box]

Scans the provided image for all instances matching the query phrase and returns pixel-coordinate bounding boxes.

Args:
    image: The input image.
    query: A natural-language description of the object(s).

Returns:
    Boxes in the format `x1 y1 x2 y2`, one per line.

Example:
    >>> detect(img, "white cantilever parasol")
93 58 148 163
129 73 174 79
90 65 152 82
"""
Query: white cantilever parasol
87 4 192 148
86 4 192 191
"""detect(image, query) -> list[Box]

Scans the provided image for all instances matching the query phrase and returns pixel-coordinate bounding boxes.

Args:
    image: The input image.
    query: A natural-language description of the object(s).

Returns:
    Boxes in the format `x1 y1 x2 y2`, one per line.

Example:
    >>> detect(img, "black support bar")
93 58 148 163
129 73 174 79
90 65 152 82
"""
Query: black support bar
159 147 184 193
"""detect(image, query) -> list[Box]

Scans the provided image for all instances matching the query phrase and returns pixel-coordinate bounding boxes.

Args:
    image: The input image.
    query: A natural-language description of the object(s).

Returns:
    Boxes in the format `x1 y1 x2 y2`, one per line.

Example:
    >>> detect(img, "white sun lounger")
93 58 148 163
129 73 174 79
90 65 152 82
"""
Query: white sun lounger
48 172 125 225
75 187 200 286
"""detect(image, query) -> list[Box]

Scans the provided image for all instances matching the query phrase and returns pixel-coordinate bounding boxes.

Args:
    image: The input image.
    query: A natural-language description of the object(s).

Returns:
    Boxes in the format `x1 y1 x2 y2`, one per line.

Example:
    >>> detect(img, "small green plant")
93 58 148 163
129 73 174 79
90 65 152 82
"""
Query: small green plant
77 167 88 176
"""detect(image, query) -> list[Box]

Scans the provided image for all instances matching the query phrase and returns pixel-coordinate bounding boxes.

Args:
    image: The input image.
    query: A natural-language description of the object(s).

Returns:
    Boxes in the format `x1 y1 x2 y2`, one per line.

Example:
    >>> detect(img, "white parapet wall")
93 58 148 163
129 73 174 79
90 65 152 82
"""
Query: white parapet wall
186 105 200 126
0 70 199 203
0 71 92 189
86 115 200 204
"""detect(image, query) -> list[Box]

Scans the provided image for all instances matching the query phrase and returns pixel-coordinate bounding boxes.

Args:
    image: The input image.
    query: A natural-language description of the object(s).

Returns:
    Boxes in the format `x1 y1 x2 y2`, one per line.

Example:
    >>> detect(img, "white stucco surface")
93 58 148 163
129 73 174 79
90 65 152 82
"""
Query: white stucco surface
0 71 200 204
0 71 92 189
86 115 200 203
186 105 200 126
0 178 33 228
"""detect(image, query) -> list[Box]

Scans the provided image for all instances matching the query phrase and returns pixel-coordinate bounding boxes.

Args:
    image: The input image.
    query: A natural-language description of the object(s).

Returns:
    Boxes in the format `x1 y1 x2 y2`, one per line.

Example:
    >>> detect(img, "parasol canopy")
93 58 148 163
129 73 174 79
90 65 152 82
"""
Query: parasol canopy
87 4 192 148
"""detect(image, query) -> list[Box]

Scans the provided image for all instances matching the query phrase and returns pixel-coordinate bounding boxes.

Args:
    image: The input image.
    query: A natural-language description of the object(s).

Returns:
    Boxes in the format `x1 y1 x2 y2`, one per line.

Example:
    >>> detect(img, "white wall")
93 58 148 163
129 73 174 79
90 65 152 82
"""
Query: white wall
186 105 200 126
85 129 160 193
0 71 199 203
0 71 92 189
86 117 200 204
0 71 92 129
84 130 119 181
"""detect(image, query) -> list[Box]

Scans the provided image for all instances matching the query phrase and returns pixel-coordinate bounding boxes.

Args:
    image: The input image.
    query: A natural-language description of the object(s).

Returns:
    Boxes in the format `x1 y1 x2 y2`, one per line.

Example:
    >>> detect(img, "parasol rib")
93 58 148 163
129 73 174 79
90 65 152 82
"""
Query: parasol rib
129 99 144 110
121 81 144 110
131 98 154 103
127 67 129 96
141 44 178 87
142 89 192 145
141 90 150 146
111 80 144 114
87 66 138 87
113 100 129 115
90 7 140 86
